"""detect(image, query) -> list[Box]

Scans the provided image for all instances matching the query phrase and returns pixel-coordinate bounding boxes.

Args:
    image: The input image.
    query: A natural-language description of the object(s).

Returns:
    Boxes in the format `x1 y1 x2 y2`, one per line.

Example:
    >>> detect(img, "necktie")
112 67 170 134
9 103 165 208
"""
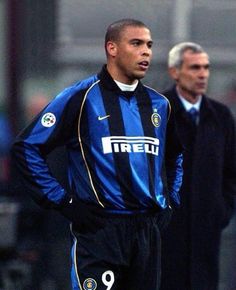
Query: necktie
188 107 199 124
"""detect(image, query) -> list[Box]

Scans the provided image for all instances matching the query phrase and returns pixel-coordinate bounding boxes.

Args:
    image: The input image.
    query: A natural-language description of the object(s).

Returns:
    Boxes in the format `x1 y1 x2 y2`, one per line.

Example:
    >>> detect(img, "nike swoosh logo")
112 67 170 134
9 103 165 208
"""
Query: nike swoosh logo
98 115 110 121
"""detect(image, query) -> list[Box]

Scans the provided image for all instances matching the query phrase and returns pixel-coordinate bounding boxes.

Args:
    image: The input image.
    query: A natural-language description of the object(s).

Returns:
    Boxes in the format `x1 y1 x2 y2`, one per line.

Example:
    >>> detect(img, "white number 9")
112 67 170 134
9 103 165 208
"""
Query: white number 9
102 270 115 290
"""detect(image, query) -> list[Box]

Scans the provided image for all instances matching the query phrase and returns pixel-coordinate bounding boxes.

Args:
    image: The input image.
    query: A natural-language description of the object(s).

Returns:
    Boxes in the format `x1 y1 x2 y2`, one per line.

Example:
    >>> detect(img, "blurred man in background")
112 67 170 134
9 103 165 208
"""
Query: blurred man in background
160 42 236 290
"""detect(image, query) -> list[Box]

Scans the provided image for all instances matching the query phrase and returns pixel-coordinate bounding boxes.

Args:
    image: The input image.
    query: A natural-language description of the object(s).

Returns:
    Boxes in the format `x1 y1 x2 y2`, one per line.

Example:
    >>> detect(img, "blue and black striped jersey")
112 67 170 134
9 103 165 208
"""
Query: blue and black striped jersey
12 66 183 213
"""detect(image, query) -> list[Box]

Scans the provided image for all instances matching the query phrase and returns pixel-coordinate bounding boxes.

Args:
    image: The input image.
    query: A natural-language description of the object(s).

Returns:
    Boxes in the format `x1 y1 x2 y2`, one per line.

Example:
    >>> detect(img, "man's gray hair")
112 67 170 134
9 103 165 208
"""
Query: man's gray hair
168 42 206 68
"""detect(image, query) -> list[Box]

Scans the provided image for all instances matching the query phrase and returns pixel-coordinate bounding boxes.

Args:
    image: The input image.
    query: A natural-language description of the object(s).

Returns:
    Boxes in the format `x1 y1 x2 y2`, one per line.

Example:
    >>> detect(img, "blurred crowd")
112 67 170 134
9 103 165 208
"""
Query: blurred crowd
0 94 71 290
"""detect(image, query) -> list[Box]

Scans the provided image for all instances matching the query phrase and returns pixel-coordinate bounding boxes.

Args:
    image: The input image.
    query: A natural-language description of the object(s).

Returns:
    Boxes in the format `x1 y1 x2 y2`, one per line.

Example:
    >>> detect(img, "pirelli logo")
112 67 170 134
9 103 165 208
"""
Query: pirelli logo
101 136 159 156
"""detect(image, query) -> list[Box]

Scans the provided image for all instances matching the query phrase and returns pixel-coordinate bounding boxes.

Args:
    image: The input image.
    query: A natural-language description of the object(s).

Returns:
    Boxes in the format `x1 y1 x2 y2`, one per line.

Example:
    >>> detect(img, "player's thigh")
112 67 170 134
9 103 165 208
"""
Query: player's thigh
125 219 161 290
70 226 126 290
71 261 123 290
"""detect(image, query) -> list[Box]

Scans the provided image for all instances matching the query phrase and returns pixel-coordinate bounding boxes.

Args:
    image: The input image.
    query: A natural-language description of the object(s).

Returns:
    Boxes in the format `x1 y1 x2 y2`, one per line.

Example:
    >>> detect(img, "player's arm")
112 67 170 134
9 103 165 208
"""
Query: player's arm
11 88 77 209
165 107 184 207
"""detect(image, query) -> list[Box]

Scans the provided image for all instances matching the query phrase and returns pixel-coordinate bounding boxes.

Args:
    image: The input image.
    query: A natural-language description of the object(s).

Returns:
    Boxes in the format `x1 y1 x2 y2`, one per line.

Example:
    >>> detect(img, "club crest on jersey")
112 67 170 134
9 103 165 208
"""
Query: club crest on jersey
151 109 161 127
83 278 97 290
41 112 56 127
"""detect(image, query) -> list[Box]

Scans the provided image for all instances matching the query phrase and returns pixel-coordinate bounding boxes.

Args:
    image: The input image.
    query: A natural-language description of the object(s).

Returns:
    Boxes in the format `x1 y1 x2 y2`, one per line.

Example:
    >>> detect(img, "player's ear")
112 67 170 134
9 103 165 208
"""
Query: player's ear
106 41 117 57
168 67 179 81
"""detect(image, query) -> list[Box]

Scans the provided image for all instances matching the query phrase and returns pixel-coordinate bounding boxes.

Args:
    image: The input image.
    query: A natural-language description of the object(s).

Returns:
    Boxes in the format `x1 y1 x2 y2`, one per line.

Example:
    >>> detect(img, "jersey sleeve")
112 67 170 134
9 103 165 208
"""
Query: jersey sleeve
165 107 184 207
11 87 78 209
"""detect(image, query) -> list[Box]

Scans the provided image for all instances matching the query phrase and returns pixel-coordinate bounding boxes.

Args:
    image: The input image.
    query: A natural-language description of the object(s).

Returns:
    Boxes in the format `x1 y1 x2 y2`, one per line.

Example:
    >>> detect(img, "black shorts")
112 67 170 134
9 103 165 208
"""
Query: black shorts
70 211 161 290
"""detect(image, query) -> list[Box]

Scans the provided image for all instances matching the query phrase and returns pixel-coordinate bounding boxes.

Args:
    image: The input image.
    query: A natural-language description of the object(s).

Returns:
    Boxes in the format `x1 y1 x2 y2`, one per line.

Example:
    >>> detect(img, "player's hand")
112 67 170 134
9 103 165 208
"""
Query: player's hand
157 205 172 232
60 197 103 233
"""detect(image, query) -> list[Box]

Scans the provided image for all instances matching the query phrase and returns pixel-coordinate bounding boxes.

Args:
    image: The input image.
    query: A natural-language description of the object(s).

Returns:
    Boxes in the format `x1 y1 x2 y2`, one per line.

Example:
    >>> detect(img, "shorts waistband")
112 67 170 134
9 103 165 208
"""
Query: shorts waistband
77 200 163 219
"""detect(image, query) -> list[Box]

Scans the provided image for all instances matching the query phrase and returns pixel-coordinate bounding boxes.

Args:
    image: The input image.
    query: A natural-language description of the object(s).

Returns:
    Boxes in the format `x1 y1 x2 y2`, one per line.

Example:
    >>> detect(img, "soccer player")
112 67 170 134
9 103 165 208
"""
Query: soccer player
12 19 183 290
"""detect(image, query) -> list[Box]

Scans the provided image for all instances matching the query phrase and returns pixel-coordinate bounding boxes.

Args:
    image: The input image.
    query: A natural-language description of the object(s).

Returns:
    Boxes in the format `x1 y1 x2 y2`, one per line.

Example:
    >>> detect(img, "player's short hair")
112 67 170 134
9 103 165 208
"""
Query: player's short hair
168 42 206 68
105 19 148 51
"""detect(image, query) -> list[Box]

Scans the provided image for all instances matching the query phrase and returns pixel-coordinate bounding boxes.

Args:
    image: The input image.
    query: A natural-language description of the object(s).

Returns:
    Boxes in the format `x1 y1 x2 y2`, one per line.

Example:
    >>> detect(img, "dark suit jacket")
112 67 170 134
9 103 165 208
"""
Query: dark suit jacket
161 86 236 290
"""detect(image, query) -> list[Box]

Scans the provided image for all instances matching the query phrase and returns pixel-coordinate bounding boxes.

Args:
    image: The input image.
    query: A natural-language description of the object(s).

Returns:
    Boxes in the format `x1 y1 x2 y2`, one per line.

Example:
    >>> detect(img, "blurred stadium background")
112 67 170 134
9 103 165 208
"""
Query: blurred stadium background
0 0 235 289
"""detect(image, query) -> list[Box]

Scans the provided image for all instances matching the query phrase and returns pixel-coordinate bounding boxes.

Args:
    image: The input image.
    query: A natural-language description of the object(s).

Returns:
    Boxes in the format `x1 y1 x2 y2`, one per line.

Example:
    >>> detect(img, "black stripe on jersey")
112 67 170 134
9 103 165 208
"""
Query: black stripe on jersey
136 85 156 200
99 86 140 208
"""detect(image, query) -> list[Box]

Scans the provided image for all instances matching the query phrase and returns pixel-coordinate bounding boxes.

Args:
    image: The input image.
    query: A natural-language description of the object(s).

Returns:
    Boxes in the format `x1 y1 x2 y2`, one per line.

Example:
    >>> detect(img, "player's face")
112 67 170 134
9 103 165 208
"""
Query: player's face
108 26 153 84
172 51 210 102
